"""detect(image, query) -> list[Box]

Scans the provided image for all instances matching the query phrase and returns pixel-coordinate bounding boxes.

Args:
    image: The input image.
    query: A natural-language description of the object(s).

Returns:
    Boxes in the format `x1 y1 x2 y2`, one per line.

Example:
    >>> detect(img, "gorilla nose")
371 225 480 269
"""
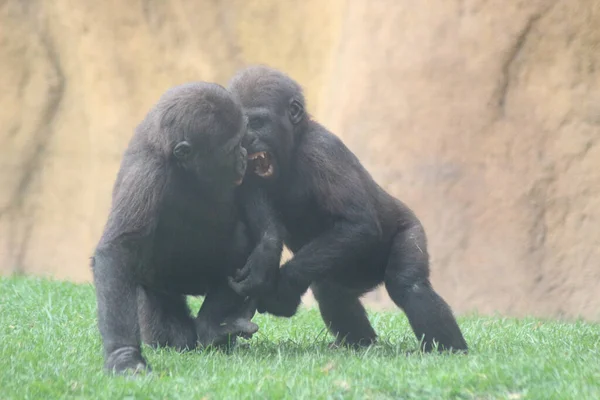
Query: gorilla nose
243 133 258 149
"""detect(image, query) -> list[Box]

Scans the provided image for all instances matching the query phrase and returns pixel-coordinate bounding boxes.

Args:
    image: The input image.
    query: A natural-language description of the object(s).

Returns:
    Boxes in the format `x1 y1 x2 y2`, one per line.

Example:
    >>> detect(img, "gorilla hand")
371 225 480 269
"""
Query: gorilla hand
228 246 279 298
105 346 150 375
256 273 303 317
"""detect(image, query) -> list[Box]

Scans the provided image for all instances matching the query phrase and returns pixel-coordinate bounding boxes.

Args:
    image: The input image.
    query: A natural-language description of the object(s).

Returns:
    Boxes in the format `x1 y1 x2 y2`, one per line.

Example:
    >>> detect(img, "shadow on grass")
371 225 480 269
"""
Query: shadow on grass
147 335 466 362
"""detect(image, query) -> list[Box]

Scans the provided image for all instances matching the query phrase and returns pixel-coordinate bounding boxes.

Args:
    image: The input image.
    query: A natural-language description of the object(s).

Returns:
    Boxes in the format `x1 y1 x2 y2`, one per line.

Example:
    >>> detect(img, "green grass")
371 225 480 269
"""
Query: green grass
0 276 598 400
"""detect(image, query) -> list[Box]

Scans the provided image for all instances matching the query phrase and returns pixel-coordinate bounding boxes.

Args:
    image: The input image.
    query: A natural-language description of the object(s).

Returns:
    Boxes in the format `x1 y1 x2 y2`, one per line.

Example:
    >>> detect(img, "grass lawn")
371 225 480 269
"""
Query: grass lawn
0 276 598 399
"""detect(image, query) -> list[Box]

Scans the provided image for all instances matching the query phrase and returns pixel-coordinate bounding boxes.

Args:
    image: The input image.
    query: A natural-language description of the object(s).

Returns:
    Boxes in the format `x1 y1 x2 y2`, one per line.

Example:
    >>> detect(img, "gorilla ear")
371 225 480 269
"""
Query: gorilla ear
289 98 305 125
173 141 192 160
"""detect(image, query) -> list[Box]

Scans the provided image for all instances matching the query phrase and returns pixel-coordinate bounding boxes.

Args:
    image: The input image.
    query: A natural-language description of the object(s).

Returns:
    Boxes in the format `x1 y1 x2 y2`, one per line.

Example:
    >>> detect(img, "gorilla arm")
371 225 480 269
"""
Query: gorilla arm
257 159 381 317
228 186 285 298
92 154 166 373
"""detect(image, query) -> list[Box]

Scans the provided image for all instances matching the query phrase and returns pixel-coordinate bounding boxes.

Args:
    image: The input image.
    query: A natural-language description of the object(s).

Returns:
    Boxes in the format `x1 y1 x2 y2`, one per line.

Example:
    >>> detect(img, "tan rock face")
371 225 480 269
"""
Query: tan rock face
1 0 598 320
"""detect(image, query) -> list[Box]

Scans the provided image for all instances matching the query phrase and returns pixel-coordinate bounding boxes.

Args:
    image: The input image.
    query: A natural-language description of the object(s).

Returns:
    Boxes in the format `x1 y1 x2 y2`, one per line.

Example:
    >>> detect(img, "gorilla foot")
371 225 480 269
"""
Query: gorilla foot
220 317 259 340
105 346 150 375
142 323 197 352
197 317 259 349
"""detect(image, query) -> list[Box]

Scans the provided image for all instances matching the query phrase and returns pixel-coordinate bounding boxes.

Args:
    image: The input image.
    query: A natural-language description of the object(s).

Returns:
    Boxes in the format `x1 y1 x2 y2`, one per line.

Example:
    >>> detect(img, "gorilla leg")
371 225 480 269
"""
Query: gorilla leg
312 281 377 347
195 283 258 348
384 224 468 352
138 288 197 351
194 220 258 348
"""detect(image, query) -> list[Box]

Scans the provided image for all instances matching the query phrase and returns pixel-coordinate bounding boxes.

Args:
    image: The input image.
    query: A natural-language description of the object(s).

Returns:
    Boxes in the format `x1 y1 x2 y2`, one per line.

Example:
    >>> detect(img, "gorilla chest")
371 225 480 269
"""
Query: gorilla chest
276 190 331 252
150 210 237 276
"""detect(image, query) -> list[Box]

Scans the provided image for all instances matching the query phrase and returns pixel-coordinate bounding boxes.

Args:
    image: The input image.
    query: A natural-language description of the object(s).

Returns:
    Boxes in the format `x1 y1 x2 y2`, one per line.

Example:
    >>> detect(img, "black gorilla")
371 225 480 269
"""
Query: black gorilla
227 66 468 352
91 82 278 374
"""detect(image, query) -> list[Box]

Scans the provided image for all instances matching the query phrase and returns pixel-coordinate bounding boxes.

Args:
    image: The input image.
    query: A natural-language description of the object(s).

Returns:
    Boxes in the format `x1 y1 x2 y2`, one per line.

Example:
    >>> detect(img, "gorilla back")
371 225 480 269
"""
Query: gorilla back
91 82 258 374
228 66 468 353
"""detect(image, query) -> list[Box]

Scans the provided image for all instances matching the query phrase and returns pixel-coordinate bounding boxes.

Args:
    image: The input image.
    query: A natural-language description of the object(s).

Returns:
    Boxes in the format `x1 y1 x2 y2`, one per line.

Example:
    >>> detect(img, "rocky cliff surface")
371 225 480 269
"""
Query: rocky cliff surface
1 0 598 319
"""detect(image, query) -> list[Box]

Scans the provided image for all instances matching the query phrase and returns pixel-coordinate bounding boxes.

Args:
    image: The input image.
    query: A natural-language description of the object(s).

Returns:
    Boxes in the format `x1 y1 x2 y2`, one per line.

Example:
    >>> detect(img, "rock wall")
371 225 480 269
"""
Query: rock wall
1 0 598 320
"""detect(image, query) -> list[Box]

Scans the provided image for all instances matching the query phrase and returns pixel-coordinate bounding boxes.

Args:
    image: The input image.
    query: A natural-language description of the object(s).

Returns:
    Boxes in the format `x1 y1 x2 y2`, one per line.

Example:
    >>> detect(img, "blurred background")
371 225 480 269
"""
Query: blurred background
1 0 598 320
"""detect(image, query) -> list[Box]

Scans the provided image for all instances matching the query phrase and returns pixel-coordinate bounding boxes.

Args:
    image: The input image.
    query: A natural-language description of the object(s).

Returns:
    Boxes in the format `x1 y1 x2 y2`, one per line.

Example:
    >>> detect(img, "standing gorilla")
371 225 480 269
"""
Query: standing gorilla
91 82 278 374
227 66 468 352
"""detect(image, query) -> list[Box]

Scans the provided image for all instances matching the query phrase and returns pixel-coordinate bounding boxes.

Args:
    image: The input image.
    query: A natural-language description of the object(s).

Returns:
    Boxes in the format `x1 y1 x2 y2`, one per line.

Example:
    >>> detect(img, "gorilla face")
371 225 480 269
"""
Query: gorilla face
241 97 305 182
228 66 306 183
165 85 248 187
173 128 247 187
243 108 283 180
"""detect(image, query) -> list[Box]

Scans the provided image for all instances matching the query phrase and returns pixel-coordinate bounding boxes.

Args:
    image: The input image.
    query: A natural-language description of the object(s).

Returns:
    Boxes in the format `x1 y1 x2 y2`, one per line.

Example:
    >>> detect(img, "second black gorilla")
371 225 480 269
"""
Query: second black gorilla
228 66 468 352
91 82 280 374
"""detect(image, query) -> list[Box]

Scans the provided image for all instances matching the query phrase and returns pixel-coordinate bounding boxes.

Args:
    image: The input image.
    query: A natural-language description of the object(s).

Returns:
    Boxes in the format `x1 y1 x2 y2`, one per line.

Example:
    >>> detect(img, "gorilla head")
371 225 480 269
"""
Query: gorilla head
228 66 307 182
147 82 248 187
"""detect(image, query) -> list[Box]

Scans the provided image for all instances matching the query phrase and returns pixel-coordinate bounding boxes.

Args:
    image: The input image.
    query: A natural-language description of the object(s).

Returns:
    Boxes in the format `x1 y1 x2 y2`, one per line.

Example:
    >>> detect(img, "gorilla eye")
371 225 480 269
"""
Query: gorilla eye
173 141 192 160
248 116 266 130
290 103 301 116
289 99 304 124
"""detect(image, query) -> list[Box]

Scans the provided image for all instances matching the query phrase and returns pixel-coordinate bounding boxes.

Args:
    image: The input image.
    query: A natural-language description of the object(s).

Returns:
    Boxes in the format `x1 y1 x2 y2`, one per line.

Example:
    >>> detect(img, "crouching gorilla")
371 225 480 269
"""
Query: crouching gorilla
227 66 468 353
91 82 278 374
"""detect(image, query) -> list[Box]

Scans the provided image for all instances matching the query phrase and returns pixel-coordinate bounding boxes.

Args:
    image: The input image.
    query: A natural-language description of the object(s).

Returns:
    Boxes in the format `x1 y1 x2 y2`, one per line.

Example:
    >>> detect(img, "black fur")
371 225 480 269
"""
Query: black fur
91 82 273 374
227 66 468 353
229 188 284 298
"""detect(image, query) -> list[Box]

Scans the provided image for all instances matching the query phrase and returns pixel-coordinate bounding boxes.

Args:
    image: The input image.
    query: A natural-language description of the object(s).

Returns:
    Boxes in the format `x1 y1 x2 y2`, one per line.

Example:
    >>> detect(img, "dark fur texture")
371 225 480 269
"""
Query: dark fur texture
91 82 270 374
227 66 468 353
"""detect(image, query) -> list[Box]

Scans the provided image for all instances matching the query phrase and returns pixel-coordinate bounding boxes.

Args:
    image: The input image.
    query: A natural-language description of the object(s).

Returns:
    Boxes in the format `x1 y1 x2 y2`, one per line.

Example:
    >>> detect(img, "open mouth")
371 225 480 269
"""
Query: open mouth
248 151 274 177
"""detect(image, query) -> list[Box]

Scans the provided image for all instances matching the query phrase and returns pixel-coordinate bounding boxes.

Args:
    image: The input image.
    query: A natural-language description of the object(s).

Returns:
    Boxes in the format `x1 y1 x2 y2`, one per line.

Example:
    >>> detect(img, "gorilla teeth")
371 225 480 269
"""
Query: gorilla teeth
248 151 273 177
248 152 267 160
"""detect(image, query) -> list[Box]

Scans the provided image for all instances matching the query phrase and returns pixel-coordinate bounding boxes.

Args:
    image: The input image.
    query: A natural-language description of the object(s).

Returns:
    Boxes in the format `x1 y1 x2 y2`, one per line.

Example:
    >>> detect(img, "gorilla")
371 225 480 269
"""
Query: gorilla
227 66 468 353
91 82 279 374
